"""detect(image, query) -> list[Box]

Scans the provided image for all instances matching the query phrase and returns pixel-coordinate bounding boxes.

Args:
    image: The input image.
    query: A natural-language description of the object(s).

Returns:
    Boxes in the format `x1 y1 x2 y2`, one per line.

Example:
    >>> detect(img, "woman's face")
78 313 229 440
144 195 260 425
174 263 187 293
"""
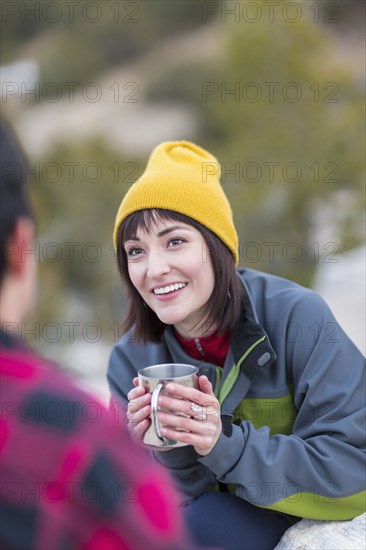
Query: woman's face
124 217 216 339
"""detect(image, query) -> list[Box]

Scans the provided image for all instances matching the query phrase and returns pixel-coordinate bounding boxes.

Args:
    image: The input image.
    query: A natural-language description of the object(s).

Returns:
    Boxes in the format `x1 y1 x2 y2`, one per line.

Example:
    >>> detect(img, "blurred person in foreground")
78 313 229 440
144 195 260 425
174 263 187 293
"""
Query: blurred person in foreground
0 120 194 550
109 141 366 550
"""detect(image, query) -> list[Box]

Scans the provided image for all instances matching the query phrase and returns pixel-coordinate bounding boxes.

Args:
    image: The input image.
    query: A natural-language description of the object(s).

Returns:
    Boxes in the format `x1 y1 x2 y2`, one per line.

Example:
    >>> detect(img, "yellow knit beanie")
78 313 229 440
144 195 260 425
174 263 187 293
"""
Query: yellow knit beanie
113 140 238 264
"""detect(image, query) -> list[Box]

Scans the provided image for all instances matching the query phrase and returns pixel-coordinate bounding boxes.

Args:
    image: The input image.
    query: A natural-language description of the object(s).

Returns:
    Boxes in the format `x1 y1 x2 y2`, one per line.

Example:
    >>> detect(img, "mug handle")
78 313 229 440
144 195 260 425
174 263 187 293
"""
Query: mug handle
151 383 165 442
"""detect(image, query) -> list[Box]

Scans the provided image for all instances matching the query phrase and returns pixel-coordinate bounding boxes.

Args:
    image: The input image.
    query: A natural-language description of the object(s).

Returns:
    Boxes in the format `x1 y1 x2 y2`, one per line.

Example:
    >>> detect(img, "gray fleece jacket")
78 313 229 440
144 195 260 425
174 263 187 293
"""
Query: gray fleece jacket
108 268 366 520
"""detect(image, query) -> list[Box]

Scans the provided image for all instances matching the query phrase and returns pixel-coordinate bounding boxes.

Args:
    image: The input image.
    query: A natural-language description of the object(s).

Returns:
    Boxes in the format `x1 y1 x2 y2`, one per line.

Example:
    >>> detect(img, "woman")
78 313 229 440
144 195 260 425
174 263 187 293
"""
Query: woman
108 141 365 550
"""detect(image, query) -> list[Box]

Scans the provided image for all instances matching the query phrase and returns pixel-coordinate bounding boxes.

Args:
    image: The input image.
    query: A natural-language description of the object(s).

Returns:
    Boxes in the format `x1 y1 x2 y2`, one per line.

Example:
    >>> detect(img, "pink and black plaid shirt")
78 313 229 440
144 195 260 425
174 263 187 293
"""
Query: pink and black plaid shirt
0 331 191 550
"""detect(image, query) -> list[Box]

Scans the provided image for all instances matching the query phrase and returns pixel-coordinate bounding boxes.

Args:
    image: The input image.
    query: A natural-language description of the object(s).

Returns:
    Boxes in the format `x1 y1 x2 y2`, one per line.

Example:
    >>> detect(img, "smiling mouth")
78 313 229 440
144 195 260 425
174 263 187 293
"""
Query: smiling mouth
153 283 187 295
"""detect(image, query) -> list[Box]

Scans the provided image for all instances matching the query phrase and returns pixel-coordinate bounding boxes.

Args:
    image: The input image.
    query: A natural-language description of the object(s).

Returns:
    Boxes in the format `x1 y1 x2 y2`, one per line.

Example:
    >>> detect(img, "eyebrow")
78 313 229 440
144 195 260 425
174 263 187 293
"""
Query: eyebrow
126 225 191 242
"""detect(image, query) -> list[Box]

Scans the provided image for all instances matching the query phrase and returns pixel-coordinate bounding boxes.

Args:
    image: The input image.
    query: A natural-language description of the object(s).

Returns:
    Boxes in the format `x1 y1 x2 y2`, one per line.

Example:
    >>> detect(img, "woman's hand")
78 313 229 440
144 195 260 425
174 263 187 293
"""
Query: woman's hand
157 375 222 456
126 377 152 446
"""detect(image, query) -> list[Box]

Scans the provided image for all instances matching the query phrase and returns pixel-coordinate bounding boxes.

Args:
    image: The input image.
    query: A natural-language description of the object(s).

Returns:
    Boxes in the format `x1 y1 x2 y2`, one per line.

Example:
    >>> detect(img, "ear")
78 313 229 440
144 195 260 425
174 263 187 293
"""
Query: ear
5 218 35 276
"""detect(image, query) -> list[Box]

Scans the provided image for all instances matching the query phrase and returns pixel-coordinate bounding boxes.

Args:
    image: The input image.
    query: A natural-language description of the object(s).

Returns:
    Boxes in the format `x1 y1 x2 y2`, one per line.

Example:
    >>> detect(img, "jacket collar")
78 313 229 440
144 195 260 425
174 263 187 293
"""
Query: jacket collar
216 272 277 427
231 271 277 379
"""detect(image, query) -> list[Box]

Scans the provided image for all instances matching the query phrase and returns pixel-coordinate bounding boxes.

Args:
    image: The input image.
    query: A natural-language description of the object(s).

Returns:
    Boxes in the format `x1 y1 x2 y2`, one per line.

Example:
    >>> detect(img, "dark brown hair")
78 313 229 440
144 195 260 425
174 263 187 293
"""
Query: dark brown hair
116 209 244 343
0 119 33 284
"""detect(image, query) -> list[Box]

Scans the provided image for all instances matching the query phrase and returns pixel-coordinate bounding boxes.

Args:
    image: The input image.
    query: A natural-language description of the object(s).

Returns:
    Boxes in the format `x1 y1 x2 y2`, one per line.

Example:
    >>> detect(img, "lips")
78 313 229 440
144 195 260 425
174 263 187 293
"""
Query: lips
153 283 187 295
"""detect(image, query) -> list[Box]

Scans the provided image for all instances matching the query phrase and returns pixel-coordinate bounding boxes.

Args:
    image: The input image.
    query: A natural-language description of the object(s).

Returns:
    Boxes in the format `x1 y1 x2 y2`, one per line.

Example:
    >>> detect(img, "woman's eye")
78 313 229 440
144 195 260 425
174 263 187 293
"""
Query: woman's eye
126 247 143 257
168 238 184 247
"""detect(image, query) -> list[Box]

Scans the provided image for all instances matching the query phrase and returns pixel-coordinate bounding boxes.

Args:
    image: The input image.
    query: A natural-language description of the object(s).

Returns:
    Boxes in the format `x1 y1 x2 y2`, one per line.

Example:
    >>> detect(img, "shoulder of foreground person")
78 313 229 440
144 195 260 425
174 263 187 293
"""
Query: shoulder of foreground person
0 345 194 550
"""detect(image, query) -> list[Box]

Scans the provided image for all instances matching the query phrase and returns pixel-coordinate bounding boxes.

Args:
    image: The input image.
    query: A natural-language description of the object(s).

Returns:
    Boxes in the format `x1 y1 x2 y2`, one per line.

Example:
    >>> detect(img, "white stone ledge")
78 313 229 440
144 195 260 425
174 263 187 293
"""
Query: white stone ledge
275 512 366 550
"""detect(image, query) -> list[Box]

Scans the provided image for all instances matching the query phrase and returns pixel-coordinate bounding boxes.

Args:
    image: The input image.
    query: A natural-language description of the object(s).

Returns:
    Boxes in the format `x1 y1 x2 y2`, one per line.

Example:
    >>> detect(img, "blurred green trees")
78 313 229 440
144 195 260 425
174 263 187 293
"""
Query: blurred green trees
1 0 210 84
29 139 144 335
198 14 364 284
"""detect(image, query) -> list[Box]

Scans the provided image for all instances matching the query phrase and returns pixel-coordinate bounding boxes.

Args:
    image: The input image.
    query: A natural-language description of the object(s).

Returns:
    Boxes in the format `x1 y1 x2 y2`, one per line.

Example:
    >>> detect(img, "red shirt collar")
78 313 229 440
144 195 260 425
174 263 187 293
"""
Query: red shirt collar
174 329 230 367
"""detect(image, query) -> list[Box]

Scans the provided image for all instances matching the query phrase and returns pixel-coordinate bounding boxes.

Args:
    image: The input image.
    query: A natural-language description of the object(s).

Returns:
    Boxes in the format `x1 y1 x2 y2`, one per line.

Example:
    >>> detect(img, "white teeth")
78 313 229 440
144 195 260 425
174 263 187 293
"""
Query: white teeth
154 283 186 295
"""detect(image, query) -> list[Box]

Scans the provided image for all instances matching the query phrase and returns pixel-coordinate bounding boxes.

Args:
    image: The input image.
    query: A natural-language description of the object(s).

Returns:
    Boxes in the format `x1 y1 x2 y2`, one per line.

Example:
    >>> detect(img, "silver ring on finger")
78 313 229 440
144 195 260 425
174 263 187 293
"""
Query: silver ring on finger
191 402 206 421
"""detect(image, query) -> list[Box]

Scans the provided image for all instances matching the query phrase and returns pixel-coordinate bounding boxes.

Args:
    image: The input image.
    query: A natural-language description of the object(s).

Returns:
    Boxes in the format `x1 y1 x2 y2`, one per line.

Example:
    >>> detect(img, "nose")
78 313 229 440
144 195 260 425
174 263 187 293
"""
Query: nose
146 248 171 280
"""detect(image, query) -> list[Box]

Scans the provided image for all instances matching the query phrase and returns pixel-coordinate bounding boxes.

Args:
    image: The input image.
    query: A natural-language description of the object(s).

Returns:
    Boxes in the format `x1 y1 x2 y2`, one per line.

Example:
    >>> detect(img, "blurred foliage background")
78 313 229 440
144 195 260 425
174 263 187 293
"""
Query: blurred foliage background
1 0 364 395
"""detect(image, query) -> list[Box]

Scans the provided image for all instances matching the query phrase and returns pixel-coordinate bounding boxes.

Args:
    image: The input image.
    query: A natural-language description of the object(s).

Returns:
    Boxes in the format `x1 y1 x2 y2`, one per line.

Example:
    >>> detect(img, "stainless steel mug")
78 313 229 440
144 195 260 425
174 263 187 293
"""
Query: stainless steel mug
138 363 198 449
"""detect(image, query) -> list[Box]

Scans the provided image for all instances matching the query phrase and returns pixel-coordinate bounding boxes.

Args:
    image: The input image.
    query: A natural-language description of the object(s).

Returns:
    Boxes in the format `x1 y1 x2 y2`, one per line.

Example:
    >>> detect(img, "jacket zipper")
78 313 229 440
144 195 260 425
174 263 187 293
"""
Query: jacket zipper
218 335 267 405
